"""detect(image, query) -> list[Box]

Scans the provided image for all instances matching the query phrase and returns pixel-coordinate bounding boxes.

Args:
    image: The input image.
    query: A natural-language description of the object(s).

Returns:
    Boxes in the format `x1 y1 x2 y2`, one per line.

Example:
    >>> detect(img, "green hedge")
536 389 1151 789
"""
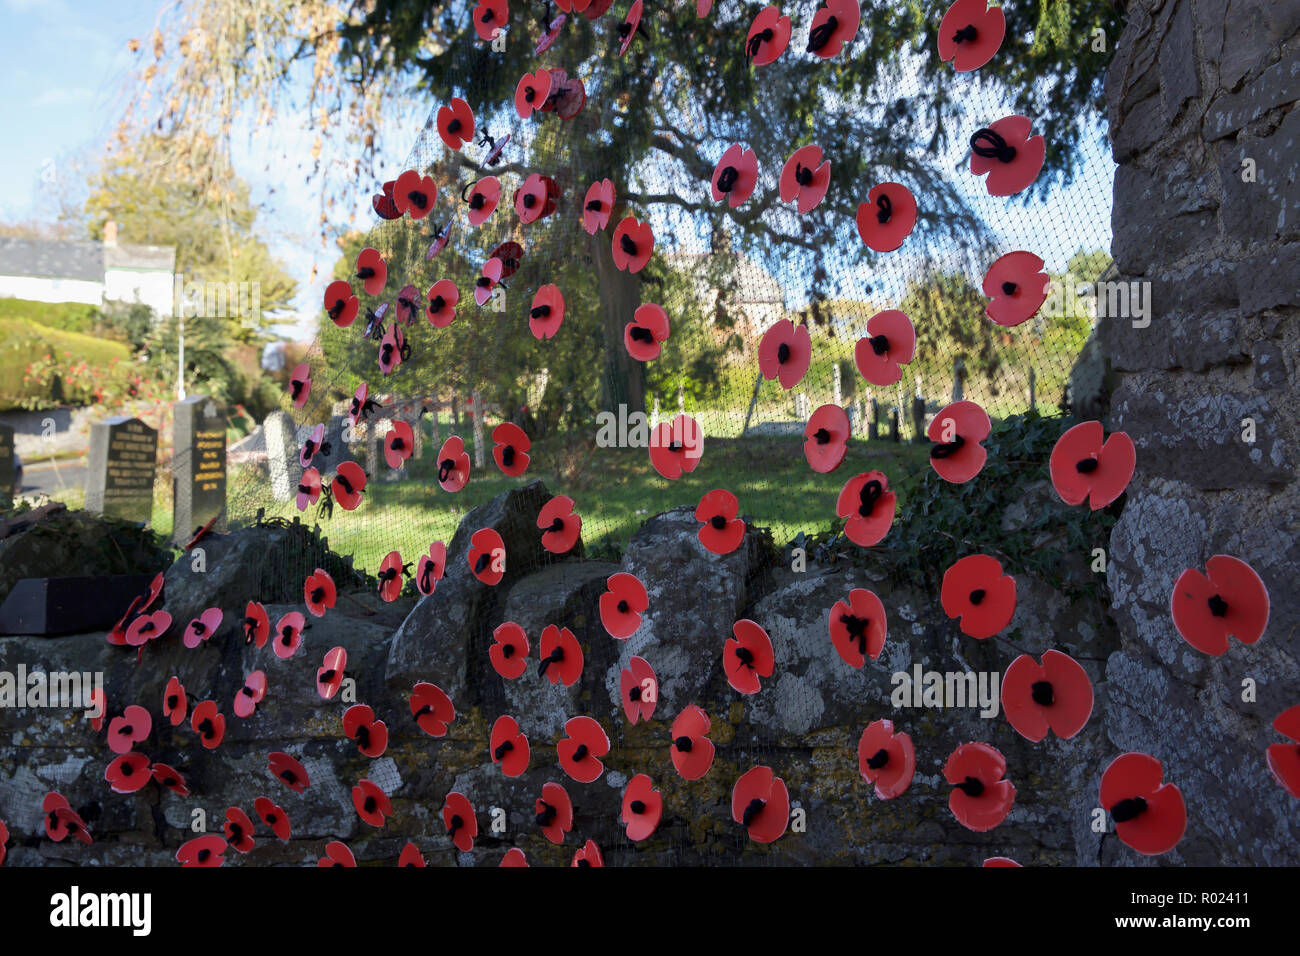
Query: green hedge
0 297 104 334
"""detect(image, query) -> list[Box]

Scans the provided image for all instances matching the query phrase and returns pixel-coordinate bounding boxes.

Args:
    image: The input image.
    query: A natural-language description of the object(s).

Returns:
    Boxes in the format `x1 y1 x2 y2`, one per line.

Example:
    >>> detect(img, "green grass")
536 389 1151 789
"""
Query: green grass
0 317 132 409
0 297 104 333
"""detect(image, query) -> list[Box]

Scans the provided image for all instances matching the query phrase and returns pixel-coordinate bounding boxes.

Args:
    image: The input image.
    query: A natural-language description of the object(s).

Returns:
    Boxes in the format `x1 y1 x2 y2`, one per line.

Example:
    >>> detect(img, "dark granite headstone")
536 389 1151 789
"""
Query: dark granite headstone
173 396 227 543
0 424 14 508
85 417 158 525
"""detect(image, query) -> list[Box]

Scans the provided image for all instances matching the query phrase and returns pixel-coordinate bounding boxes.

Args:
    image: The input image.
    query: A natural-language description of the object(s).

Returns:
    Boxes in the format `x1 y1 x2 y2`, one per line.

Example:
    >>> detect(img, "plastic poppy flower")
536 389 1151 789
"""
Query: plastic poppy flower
543 67 586 120
941 554 1016 639
466 177 502 227
711 144 759 208
1002 649 1094 742
474 256 503 306
342 703 388 758
582 178 615 234
803 404 850 473
163 676 187 727
854 310 916 386
108 704 151 754
536 8 566 52
969 115 1045 196
938 0 1004 71
835 470 897 547
372 179 399 220
983 251 1049 327
436 436 471 492
352 779 393 828
255 797 290 841
318 841 356 867
536 782 574 844
472 0 507 41
779 144 831 214
300 423 326 468
284 365 312 416
514 68 552 119
624 303 670 361
490 715 532 777
410 682 456 737
243 601 270 648
1100 752 1186 855
303 569 336 618
528 284 565 339
182 607 222 649
323 281 359 328
696 0 712 13
437 97 476 150
856 182 917 252
354 247 386 296
571 840 604 866
492 422 531 476
945 742 1016 832
383 420 414 471
983 857 1022 867
490 242 524 281
296 467 321 513
500 847 528 867
805 0 859 57
377 323 406 376
611 216 654 273
398 842 426 867
393 169 436 220
272 611 306 659
233 670 267 719
1171 555 1270 656
758 319 811 389
620 655 658 723
317 646 347 700
620 773 663 841
177 834 226 867
695 488 745 555
43 793 91 844
538 495 582 554
223 806 256 852
725 619 775 695
442 792 478 852
468 528 506 585
107 572 165 645
489 622 530 680
348 382 375 427
1266 705 1300 799
331 461 367 511
557 715 610 783
539 624 584 686
1049 421 1136 510
105 751 151 794
125 609 171 647
415 541 447 597
151 763 189 796
514 173 558 224
857 719 915 799
829 588 887 667
929 400 991 483
732 765 790 843
745 5 791 65
191 700 226 749
648 413 704 479
615 0 643 56
268 752 309 793
424 278 459 329
600 572 648 639
426 220 453 259
669 705 715 780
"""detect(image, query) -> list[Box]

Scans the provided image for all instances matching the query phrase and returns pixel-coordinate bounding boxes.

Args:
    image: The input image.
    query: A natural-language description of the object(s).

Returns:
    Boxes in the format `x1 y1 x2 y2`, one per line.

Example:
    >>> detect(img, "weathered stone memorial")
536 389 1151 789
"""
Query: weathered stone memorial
84 417 158 525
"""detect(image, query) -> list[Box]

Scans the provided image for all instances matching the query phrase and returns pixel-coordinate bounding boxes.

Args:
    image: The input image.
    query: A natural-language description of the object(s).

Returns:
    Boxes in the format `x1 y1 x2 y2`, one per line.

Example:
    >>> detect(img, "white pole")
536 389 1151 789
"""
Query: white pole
177 312 186 401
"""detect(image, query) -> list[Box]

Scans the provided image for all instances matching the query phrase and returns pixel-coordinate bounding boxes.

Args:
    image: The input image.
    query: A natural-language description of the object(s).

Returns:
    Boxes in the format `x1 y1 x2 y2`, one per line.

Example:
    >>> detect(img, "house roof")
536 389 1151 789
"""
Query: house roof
0 237 175 281
105 243 176 272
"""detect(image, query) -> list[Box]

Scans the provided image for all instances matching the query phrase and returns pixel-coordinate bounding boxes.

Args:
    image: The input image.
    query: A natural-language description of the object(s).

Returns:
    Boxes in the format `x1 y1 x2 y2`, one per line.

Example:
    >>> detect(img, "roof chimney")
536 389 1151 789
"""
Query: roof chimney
103 220 118 246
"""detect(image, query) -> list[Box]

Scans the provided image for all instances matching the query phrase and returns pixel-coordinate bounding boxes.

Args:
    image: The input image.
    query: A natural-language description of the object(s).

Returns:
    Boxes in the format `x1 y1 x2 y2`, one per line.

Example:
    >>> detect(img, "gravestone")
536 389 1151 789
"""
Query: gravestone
319 414 348 473
264 410 299 502
85 417 158 524
0 424 15 509
173 395 227 543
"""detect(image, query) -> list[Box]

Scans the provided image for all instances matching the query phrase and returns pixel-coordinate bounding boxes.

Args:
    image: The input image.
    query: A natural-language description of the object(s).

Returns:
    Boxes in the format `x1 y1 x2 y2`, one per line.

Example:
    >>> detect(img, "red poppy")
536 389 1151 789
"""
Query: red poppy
399 842 426 867
303 568 336 618
803 404 850 473
466 177 502 228
222 806 256 852
928 400 991 483
941 554 1016 639
805 0 859 57
313 647 346 702
582 178 615 234
437 97 475 150
757 318 811 389
43 793 91 844
600 572 648 639
105 751 151 794
983 251 1049 327
1266 705 1300 799
268 752 310 793
492 243 524 282
536 7 566 52
300 423 326 468
829 588 887 666
571 840 604 866
352 779 393 828
616 773 662 842
500 847 528 867
725 619 775 695
487 623 529 681
177 834 226 867
732 765 789 843
272 610 307 659
107 572 165 645
945 742 1016 832
442 792 478 851
969 115 1045 196
331 461 368 510
528 283 565 339
436 435 471 493
983 857 1022 867
410 681 456 737
615 0 643 56
1171 555 1269 656
711 143 759 208
856 182 917 252
615 304 668 365
557 715 610 782
469 528 506 585
182 607 222 649
472 0 507 41
393 169 436 220
108 704 151 754
426 220 453 259
415 541 447 596
424 278 459 329
378 323 406 376
665 705 712 780
1002 649 1093 742
854 309 916 386
372 179 399 220
380 420 413 471
125 609 171 647
938 0 1004 71
243 601 270 648
491 714 532 777
191 700 226 749
619 655 658 724
323 280 359 328
857 719 915 799
648 413 704 479
151 762 189 796
343 703 389 758
1047 425 1135 514
318 841 356 867
835 470 897 546
696 0 712 13
538 495 582 554
354 247 386 296
514 172 559 224
539 624 584 686
777 143 831 214
611 216 654 273
233 670 267 719
695 488 745 554
296 467 321 512
1099 752 1186 855
745 5 791 65
255 796 290 841
474 256 503 306
492 422 531 477
163 676 187 727
536 782 574 844
514 67 552 119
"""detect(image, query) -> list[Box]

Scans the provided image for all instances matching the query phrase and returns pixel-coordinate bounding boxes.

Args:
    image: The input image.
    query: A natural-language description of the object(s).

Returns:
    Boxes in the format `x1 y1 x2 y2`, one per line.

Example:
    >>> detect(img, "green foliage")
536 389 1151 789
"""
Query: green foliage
0 298 104 335
0 319 137 411
901 268 999 382
144 313 247 407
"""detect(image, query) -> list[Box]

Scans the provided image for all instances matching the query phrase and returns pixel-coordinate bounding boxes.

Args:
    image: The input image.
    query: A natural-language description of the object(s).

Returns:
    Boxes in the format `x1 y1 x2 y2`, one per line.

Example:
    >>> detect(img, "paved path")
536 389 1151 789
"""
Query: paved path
18 457 87 498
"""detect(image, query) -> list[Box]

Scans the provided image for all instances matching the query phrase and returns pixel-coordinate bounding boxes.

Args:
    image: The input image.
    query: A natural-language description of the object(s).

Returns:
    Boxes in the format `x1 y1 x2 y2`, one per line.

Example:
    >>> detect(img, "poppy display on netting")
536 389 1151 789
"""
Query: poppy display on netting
163 676 187 727
624 303 670 361
1001 649 1094 742
233 670 267 718
1171 555 1269 656
857 719 915 799
323 281 358 328
1099 752 1186 856
600 571 648 639
177 834 225 867
620 655 658 724
272 610 307 658
399 842 426 867
492 421 531 475
152 763 189 797
695 488 745 554
582 178 615 234
969 115 1045 196
648 413 704 479
805 0 860 58
468 527 506 585
725 619 774 695
611 215 654 273
803 403 850 473
779 144 831 213
572 840 604 867
317 646 347 700
944 742 1015 832
353 779 394 828
437 97 476 150
304 568 337 617
711 144 759 208
1048 420 1136 510
105 752 151 794
758 318 811 389
1266 706 1300 799
268 751 310 793
331 461 368 510
410 681 456 737
928 400 991 483
539 623 584 686
442 791 478 851
558 715 610 783
528 284 565 339
415 541 447 596
982 251 1050 327
107 704 151 754
937 0 1005 72
621 773 663 842
745 5 791 65
835 470 897 546
343 703 389 758
243 601 270 648
490 621 530 679
856 182 917 253
490 715 531 777
436 435 471 492
731 765 789 843
538 494 582 553
354 247 387 296
941 554 1017 639
465 177 502 227
829 587 887 667
318 841 356 867
671 705 715 780
224 806 256 851
255 796 291 841
191 700 226 749
536 781 573 844
425 278 459 328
